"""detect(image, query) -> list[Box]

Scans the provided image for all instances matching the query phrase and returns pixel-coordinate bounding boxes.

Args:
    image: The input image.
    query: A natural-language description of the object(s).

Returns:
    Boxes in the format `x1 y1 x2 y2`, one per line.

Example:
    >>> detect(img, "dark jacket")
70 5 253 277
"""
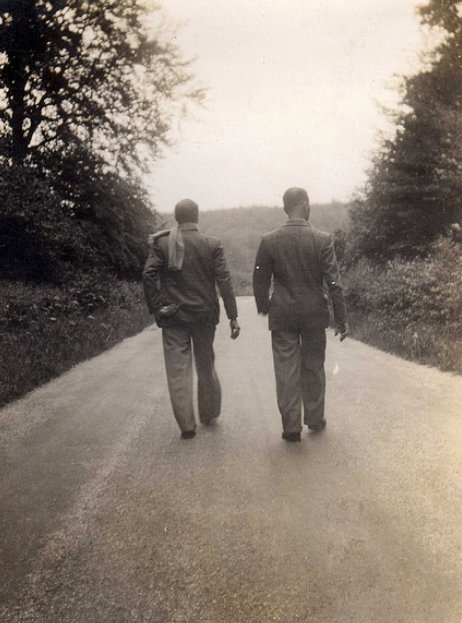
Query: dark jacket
253 219 347 331
142 223 238 326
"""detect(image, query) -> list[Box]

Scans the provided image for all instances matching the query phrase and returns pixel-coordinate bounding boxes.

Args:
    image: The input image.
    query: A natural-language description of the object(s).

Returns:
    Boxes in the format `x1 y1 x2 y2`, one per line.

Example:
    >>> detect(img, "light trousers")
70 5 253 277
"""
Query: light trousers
271 329 326 433
162 323 221 432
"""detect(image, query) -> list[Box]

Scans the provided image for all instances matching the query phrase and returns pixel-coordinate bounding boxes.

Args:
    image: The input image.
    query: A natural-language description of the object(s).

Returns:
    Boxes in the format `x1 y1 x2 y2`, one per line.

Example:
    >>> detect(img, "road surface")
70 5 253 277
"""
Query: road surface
1 297 461 623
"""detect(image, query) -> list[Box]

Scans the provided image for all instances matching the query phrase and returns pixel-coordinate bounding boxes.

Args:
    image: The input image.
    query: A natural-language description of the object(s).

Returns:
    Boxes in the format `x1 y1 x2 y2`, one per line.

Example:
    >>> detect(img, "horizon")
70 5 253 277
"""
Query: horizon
156 199 349 217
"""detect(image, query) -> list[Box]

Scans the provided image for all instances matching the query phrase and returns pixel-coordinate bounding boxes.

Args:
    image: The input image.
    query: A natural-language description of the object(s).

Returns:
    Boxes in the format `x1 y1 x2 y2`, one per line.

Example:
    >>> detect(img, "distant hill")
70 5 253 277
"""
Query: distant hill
159 203 349 294
200 202 349 236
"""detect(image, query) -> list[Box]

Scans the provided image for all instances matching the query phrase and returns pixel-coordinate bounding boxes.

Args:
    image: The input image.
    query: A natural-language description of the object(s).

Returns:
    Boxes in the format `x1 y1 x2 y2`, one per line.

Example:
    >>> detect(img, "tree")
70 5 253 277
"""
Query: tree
0 1 201 280
349 0 462 261
0 0 200 172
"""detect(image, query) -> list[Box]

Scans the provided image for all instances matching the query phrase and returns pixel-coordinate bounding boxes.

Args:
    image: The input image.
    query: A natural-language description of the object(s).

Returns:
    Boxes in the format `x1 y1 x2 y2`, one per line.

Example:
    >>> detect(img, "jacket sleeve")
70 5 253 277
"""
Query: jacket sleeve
321 235 347 330
212 241 238 320
142 242 165 314
253 237 273 314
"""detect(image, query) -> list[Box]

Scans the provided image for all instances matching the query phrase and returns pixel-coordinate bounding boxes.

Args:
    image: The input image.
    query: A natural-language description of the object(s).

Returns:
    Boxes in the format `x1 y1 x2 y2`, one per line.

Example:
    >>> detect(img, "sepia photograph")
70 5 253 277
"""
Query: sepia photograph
0 1 461 621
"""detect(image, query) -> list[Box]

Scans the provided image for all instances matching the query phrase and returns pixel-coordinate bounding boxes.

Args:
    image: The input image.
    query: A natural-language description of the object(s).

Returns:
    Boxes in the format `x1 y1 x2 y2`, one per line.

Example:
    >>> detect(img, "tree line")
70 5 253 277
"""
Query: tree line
348 0 462 262
343 0 462 372
0 0 200 282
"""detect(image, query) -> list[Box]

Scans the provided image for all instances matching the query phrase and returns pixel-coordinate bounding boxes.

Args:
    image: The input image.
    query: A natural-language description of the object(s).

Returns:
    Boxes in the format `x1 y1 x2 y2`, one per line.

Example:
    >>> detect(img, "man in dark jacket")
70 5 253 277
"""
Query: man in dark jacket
143 199 240 439
253 187 347 442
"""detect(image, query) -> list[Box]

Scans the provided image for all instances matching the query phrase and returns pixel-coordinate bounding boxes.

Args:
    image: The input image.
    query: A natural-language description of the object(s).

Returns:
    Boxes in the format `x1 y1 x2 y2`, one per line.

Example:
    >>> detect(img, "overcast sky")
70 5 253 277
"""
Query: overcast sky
145 0 424 211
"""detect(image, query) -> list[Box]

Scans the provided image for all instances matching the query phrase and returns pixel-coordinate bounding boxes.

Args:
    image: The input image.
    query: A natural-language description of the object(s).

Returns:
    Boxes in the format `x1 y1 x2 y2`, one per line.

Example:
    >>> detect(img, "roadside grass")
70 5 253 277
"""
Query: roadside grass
0 275 151 407
347 310 462 373
343 238 462 374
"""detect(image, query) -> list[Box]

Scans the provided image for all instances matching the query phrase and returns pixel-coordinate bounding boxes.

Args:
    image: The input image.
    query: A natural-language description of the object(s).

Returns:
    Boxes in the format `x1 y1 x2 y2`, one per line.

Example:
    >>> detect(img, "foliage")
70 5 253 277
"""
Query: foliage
349 0 462 260
0 165 156 280
344 1 462 373
343 236 462 372
0 1 200 281
0 0 200 171
0 274 151 406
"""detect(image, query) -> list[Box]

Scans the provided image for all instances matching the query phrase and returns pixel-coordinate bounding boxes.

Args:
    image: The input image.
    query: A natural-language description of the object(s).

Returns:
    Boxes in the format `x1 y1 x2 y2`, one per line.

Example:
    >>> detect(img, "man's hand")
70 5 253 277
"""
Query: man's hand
230 319 240 340
335 324 349 342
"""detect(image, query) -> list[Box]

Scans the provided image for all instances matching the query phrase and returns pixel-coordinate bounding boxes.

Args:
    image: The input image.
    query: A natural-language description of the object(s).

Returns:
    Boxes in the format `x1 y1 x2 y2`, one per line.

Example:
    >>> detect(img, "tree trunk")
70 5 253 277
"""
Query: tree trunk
8 0 36 164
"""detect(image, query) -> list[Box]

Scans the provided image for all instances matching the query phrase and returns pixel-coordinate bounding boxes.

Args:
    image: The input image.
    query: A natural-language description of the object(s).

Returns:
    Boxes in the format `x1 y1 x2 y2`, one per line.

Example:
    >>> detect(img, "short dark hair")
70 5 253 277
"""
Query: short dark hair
283 187 309 213
174 198 199 224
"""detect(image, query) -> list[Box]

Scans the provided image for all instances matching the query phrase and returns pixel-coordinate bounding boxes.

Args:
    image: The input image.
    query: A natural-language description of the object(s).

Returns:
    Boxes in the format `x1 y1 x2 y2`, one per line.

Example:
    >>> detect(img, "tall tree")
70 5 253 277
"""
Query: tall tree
349 0 462 261
0 1 201 280
0 0 200 173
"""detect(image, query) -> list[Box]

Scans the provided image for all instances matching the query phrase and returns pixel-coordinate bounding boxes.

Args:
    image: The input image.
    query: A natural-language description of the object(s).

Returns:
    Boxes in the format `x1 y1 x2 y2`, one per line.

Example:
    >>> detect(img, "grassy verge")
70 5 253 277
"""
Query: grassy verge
347 310 462 373
343 238 462 374
0 274 151 407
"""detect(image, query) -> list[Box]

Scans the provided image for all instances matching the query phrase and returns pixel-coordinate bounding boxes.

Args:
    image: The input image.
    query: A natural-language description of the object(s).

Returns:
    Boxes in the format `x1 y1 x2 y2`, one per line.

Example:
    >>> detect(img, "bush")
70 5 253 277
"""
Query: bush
0 165 156 283
0 274 152 406
343 237 462 372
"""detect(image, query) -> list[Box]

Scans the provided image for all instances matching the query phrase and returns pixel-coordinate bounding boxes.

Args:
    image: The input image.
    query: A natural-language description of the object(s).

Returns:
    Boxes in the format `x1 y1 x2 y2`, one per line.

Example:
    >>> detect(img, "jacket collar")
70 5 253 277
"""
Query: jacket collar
178 222 199 232
285 218 310 227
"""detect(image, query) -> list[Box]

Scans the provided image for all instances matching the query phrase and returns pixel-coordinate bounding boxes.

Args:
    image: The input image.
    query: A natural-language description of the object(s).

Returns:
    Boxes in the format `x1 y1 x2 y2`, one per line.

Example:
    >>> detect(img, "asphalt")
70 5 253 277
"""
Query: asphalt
1 296 461 623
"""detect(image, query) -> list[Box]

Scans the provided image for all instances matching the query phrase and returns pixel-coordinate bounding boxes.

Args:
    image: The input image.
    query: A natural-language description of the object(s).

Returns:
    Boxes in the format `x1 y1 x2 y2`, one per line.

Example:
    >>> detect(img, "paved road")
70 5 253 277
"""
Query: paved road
1 297 461 623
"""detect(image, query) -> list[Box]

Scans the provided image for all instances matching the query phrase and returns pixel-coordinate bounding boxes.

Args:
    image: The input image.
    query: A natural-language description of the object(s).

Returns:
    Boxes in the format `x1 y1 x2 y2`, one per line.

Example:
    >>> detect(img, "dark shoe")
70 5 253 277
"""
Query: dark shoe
307 419 326 433
181 430 196 439
282 431 301 442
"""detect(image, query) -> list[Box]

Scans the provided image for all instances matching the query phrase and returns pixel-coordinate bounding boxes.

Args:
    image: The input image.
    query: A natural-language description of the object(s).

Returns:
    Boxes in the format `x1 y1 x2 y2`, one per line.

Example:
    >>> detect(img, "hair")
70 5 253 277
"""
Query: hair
282 187 309 215
174 198 199 224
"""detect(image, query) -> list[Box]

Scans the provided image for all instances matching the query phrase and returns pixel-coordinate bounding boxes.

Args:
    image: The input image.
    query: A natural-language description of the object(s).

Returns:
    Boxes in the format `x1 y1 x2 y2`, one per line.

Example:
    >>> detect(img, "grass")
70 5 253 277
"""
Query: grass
347 310 462 374
343 238 462 375
0 276 152 407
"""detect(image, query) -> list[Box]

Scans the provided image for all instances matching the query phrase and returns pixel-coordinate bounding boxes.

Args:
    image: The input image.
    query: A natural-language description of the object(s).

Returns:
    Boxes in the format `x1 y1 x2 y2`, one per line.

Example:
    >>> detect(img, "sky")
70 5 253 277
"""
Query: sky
145 0 425 211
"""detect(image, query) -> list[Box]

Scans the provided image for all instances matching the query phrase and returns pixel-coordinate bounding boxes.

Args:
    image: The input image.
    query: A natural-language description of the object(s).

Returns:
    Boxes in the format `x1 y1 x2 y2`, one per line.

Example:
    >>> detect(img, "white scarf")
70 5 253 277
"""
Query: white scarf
167 225 185 271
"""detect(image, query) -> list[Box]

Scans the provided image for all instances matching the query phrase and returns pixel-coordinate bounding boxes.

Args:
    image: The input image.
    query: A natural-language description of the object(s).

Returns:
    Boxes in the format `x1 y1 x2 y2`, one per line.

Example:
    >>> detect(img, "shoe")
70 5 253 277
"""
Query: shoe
202 416 218 426
307 419 326 433
282 431 301 442
181 430 196 439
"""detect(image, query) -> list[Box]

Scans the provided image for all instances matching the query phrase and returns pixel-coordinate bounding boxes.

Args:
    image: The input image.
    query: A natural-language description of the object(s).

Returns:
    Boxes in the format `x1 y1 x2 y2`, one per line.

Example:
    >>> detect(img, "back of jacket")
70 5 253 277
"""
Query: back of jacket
253 219 346 331
143 224 237 326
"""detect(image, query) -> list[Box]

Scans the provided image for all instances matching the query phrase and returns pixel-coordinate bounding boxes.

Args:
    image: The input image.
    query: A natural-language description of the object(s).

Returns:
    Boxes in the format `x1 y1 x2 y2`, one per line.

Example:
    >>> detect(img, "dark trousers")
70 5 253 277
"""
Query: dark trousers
271 329 326 433
162 323 221 432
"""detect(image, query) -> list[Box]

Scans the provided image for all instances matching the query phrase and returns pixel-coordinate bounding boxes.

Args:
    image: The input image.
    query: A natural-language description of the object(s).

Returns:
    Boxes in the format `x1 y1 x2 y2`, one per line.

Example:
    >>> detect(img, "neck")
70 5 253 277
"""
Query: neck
287 212 307 221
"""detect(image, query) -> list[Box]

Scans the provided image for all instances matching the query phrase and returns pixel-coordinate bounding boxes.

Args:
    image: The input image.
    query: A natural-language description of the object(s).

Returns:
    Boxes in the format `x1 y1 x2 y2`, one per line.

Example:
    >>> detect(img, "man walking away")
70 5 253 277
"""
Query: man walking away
253 187 347 442
143 199 240 439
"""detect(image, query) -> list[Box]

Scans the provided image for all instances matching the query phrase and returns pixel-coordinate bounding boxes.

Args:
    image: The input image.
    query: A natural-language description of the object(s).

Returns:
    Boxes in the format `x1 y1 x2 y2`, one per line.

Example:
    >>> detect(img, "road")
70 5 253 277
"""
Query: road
1 297 461 623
